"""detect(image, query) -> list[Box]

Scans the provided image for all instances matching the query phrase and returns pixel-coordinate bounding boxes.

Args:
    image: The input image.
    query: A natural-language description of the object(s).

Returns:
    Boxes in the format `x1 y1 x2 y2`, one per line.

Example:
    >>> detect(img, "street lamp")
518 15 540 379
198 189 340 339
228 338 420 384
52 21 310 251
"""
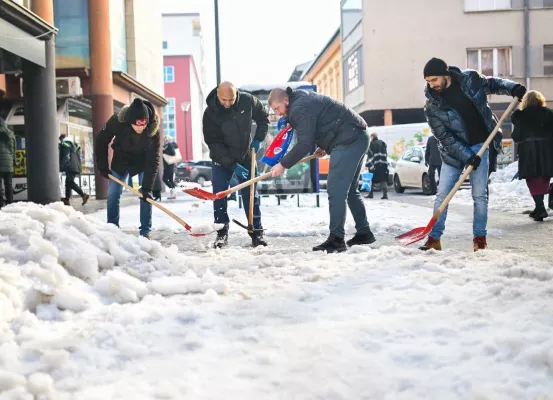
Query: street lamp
181 101 191 161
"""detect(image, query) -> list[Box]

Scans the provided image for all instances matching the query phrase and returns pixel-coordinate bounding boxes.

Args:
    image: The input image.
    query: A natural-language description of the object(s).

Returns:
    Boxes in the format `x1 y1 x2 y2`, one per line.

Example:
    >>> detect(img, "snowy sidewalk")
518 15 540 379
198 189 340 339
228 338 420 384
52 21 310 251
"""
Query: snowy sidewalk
1 192 552 399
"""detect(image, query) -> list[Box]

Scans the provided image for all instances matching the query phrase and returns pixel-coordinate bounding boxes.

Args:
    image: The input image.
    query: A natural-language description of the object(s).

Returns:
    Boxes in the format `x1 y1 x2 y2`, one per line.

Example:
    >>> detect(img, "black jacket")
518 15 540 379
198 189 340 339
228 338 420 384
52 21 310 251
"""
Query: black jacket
95 104 161 190
425 135 442 167
280 88 367 169
59 139 82 174
366 138 388 182
203 88 269 169
511 106 553 179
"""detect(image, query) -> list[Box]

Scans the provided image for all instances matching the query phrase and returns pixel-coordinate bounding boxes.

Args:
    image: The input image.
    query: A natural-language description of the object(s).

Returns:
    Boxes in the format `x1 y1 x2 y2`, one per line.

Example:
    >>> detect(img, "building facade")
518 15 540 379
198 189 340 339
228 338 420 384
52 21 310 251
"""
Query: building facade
340 0 553 128
0 0 167 200
301 29 343 102
162 12 208 161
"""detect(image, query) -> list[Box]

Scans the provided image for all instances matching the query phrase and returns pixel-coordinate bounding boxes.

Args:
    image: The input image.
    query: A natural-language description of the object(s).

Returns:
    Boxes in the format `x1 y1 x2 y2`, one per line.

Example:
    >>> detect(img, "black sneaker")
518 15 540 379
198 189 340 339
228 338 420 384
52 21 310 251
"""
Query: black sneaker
249 231 268 247
346 231 376 247
213 230 228 249
313 234 347 253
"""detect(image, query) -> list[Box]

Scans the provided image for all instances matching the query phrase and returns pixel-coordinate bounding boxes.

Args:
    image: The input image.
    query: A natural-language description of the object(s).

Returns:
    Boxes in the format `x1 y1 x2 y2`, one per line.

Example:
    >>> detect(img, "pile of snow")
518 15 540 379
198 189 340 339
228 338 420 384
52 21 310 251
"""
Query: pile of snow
453 162 549 212
490 161 518 183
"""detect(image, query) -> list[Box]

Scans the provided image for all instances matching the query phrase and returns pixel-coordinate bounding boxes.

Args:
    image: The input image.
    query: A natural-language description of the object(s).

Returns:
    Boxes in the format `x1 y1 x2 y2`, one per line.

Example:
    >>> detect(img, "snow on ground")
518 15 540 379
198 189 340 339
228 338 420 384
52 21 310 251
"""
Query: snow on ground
1 195 553 399
451 162 549 213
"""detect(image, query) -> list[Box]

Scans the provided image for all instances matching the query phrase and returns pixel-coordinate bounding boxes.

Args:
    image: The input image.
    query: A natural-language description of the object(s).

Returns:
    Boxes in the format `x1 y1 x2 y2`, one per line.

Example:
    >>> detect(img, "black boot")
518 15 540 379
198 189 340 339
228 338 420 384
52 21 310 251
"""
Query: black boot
313 234 347 253
249 230 268 247
346 231 376 247
213 230 228 249
532 195 548 221
381 184 388 200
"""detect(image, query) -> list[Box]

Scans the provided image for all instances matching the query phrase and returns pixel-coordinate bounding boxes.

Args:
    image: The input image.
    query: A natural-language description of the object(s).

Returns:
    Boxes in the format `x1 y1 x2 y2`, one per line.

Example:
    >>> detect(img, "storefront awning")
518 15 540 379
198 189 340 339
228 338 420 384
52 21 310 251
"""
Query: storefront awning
0 0 57 68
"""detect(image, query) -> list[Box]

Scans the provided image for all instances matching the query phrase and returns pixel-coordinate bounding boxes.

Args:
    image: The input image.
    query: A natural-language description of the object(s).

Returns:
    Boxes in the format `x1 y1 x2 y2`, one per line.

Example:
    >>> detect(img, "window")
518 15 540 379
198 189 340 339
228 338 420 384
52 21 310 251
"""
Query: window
544 0 553 7
163 98 176 140
192 19 201 37
345 46 363 93
464 0 512 11
467 48 511 76
164 66 175 83
545 45 553 75
162 41 168 49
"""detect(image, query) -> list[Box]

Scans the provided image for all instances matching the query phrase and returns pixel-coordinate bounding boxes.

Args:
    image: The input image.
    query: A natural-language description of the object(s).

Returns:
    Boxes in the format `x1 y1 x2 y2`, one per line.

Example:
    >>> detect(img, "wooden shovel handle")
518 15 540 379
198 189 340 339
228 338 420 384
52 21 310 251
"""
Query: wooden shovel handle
433 97 520 218
219 153 318 197
108 174 193 231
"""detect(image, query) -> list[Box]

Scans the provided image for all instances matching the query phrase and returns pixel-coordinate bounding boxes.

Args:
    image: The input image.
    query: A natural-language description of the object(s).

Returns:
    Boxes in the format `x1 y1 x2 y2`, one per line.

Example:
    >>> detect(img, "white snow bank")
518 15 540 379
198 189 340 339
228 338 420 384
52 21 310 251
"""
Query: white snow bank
490 161 518 183
0 200 227 322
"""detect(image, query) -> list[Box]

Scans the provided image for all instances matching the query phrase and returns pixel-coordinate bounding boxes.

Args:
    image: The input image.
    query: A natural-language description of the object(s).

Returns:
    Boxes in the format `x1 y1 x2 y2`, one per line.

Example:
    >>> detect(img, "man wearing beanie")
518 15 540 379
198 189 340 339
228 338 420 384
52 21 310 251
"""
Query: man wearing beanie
421 57 526 252
95 98 161 239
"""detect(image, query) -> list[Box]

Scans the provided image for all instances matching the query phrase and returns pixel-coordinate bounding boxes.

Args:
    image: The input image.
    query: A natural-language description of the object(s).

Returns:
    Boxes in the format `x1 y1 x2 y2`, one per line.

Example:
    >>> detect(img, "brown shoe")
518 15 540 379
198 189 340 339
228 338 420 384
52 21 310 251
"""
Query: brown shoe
61 198 70 206
473 236 487 252
81 194 90 206
419 236 442 251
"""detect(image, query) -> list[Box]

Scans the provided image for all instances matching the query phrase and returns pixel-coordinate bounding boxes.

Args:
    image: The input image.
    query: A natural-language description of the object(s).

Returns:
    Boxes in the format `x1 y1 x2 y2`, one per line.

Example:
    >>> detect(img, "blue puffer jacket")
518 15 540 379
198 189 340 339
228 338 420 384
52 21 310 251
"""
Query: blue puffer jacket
424 66 518 169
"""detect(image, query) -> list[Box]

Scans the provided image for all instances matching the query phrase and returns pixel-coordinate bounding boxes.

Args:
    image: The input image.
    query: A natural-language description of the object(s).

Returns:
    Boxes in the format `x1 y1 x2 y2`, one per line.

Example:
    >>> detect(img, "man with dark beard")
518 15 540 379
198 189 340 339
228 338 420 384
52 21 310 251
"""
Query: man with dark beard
421 57 525 252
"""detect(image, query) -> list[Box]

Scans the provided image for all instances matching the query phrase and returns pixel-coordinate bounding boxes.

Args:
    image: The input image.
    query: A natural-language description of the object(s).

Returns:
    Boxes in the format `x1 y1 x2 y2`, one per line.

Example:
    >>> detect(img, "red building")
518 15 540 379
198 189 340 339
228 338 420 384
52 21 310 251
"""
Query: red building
163 55 205 161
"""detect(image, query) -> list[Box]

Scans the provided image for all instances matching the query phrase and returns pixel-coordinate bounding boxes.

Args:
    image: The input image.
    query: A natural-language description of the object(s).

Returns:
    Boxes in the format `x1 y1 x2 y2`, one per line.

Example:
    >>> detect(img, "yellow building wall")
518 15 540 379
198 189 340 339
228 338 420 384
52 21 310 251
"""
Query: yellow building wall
304 37 342 102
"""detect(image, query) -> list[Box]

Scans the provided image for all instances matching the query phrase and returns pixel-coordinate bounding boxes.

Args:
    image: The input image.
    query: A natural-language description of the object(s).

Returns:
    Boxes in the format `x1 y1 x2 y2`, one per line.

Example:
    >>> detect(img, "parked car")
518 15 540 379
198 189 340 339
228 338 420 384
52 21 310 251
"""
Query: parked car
319 156 394 190
393 145 470 195
175 160 212 185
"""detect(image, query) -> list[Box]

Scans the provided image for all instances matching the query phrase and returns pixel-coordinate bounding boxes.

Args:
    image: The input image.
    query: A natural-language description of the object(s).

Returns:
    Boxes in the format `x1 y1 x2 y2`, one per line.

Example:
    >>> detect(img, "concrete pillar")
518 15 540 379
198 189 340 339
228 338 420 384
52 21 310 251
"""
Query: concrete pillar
22 0 60 204
384 109 393 126
88 0 114 199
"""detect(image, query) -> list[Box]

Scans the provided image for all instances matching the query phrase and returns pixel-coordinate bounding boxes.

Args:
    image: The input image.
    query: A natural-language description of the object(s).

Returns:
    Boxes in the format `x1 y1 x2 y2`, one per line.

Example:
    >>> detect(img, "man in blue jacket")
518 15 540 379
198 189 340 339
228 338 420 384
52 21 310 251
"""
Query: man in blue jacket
421 57 525 252
268 87 374 253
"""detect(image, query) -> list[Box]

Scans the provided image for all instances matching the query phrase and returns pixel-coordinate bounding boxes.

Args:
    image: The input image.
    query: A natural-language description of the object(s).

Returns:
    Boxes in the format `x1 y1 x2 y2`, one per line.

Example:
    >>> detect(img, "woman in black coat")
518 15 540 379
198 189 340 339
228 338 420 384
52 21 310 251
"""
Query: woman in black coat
511 90 553 221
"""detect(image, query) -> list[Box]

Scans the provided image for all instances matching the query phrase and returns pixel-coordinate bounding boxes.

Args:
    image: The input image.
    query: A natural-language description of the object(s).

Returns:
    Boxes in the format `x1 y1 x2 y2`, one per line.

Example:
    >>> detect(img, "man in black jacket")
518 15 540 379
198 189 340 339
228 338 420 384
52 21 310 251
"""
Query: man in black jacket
203 81 269 248
59 134 89 206
366 132 389 200
95 98 161 239
268 87 375 253
424 134 442 195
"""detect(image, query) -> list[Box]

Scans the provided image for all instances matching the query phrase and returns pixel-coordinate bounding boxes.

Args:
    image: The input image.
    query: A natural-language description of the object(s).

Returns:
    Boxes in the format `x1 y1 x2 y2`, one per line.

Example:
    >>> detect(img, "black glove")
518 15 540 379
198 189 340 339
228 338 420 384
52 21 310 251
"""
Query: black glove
140 188 153 203
466 155 481 170
99 169 110 179
511 84 526 101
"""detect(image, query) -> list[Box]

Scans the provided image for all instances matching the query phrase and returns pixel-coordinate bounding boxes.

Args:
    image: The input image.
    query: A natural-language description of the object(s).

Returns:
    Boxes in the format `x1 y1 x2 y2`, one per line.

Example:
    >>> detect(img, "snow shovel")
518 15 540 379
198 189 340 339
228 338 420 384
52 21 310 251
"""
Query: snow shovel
232 148 265 246
183 153 318 201
108 174 222 237
396 97 520 246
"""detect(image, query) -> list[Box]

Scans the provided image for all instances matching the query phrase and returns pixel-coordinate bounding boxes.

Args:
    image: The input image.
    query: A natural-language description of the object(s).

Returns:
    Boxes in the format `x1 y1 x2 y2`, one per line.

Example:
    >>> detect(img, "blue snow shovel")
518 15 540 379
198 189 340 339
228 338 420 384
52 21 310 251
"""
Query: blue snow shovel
361 172 373 192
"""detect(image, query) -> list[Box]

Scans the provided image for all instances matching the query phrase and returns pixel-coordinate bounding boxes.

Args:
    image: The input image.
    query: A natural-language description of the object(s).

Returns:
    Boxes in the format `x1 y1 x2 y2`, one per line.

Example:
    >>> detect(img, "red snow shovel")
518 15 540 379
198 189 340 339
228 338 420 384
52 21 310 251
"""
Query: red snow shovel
183 153 318 201
396 97 520 246
109 174 218 237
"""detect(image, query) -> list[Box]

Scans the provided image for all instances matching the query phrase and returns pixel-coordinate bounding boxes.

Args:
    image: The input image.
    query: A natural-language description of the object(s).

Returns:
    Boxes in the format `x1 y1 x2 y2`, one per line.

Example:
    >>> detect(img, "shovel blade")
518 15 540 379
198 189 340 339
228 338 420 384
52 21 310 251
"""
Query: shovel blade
182 187 220 200
395 218 437 246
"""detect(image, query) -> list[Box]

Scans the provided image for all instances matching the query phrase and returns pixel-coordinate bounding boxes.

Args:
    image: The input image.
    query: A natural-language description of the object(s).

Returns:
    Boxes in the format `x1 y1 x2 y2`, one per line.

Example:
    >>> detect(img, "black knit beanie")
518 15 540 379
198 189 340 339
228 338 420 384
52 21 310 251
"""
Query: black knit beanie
125 98 149 126
423 57 449 78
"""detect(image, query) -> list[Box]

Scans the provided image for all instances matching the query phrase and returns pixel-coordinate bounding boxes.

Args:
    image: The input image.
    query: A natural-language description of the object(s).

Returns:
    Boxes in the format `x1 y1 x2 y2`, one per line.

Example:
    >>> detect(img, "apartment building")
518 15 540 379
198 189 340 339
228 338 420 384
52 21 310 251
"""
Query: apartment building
340 0 553 128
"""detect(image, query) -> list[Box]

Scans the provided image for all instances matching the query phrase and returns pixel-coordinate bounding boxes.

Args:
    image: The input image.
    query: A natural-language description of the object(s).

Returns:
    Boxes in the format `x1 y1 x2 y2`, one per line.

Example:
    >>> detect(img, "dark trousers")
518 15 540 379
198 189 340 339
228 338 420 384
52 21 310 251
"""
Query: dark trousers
162 163 176 189
428 164 441 194
65 172 84 199
0 172 13 205
212 162 262 231
369 177 388 197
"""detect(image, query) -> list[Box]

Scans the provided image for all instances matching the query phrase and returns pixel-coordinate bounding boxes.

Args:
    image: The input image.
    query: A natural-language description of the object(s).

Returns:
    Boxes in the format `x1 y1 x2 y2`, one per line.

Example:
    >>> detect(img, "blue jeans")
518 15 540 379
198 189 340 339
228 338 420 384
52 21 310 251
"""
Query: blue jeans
430 143 489 239
327 132 371 238
108 170 152 237
212 163 262 231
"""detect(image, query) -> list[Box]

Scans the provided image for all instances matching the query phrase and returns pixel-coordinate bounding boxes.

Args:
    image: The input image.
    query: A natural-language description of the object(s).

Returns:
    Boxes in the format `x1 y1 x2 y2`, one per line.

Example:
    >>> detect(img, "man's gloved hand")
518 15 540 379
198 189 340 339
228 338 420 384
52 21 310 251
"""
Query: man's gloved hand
511 84 527 101
140 187 153 203
99 169 110 179
466 154 482 170
250 140 260 152
234 164 250 181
